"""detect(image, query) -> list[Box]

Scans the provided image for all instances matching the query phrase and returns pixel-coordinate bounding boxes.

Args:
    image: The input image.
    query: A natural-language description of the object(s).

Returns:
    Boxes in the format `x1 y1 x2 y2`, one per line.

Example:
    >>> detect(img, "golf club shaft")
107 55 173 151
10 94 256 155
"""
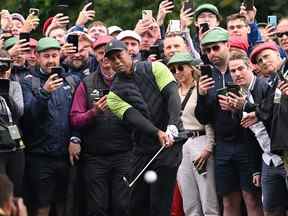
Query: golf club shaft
128 145 165 187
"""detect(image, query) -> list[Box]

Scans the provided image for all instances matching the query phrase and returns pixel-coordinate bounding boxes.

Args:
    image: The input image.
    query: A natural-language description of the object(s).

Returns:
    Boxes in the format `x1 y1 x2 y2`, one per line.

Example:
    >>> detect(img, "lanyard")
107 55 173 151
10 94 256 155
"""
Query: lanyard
0 96 13 124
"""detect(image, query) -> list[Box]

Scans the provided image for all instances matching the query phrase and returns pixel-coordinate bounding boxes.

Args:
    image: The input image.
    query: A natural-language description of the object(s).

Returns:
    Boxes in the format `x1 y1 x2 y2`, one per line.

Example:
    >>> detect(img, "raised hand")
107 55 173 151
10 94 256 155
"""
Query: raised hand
76 2 95 27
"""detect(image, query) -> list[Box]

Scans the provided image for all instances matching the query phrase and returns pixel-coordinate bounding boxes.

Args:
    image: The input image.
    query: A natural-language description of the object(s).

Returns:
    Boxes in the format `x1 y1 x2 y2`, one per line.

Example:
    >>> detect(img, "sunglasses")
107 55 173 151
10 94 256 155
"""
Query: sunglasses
276 31 288 38
202 45 221 54
170 65 185 74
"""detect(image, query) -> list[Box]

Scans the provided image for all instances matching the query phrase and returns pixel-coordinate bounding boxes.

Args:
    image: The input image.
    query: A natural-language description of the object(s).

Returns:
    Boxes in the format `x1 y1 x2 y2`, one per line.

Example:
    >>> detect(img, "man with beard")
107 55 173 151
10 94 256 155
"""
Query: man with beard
21 37 79 216
106 39 183 216
195 27 263 216
70 36 132 216
65 32 94 80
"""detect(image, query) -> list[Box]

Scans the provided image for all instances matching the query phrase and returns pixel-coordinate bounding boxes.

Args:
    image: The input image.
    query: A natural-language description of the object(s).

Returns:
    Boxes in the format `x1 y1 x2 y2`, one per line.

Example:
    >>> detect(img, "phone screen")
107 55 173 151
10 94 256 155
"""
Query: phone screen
19 32 30 43
29 8 39 17
267 15 277 27
193 160 207 175
149 45 161 59
169 20 181 32
183 0 193 12
226 83 241 96
200 65 213 77
66 34 79 52
216 87 228 96
200 23 209 34
142 10 153 20
50 66 62 79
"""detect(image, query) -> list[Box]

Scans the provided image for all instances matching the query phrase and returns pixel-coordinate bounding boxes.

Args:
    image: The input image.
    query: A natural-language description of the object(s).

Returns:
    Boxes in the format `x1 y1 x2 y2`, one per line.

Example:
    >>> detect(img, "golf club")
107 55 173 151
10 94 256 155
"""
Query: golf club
123 145 165 188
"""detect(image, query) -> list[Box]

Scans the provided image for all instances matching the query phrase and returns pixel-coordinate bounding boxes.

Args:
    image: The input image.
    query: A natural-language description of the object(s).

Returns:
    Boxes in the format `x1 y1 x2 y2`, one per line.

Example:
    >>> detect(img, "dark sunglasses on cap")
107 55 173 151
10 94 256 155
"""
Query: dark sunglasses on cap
276 31 288 38
202 45 221 54
170 65 185 74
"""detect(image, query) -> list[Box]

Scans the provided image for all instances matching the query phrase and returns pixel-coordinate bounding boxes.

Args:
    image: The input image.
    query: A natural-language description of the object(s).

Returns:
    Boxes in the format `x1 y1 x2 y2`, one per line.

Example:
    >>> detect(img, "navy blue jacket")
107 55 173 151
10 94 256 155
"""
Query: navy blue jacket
195 67 243 143
20 68 79 157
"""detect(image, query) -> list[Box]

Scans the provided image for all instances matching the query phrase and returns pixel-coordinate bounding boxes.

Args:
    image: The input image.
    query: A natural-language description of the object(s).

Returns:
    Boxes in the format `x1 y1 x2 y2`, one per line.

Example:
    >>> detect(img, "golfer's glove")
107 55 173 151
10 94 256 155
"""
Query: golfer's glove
166 125 179 141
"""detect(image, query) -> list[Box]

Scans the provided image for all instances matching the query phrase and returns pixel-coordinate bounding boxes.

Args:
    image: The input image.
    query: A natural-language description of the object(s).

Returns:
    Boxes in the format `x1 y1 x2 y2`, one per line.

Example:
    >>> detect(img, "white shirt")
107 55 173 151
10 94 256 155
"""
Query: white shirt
245 76 283 167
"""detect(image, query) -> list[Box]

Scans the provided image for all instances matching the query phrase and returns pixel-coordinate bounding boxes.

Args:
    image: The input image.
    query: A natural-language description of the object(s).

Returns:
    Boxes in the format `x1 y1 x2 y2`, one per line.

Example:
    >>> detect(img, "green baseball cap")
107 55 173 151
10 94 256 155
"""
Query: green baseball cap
200 27 229 46
168 52 202 66
36 37 61 53
194 4 220 20
4 37 18 50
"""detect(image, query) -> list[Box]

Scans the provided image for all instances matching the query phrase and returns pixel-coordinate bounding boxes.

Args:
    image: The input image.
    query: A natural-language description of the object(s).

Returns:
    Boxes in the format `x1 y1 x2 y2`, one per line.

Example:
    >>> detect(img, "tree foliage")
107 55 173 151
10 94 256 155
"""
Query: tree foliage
2 0 288 31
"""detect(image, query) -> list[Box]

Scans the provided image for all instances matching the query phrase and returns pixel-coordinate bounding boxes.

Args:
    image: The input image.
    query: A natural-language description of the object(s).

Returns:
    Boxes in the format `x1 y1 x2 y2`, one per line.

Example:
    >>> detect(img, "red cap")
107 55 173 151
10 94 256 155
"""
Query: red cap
229 36 249 53
250 41 279 64
42 17 54 36
93 35 113 49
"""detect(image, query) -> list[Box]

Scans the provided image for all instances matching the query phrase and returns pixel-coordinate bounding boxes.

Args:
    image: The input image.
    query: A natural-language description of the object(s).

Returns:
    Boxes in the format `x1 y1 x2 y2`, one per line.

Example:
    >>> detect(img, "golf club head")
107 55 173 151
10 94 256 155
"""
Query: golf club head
122 176 131 187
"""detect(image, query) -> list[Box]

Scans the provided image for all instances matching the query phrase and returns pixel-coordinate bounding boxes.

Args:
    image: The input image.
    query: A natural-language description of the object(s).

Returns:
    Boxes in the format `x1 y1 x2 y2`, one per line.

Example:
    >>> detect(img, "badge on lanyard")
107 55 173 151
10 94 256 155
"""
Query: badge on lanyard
7 124 21 140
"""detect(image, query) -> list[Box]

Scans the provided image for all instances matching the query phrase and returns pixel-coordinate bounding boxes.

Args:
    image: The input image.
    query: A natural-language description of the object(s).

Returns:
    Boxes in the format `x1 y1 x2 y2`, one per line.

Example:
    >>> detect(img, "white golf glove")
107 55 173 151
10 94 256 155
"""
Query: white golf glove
166 125 179 141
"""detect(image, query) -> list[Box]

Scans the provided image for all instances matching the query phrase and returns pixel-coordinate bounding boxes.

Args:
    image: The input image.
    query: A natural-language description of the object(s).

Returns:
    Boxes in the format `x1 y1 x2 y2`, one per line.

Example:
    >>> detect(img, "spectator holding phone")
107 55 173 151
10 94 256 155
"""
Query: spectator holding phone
64 32 94 80
0 49 25 197
229 49 288 216
195 27 263 216
21 37 79 216
168 52 219 215
70 36 132 216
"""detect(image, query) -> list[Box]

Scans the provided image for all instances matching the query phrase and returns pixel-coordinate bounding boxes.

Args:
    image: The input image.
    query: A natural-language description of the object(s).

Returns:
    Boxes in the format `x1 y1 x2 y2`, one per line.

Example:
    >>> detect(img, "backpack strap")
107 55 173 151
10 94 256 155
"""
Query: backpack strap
181 87 194 111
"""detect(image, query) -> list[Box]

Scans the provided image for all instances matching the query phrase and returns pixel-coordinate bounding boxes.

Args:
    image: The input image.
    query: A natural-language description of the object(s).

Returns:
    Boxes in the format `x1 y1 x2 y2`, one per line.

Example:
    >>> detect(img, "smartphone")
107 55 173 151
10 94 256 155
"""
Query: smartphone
0 79 10 95
66 34 79 52
267 15 277 27
84 0 93 10
149 44 161 59
217 87 228 96
193 160 207 175
55 4 69 15
29 8 39 17
169 20 181 32
226 83 241 96
183 0 193 12
243 0 254 10
142 10 153 20
50 66 63 80
19 32 30 43
102 89 110 95
91 89 109 102
200 64 213 77
200 23 209 34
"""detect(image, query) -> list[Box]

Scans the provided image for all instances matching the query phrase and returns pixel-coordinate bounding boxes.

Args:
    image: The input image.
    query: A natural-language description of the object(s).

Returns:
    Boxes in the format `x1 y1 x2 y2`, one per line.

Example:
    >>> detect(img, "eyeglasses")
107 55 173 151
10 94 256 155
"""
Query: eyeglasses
202 45 221 54
276 31 288 38
228 24 247 31
170 65 185 74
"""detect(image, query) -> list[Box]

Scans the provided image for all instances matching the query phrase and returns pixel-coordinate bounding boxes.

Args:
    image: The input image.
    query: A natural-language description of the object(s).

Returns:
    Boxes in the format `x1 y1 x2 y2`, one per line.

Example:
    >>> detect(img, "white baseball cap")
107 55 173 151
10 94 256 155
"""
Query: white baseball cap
117 30 141 43
108 26 123 35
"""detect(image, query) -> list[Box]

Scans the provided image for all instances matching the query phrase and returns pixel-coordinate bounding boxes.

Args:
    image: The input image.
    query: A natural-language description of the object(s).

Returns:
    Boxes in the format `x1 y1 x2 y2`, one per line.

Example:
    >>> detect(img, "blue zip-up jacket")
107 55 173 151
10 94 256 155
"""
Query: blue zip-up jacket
20 68 79 157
